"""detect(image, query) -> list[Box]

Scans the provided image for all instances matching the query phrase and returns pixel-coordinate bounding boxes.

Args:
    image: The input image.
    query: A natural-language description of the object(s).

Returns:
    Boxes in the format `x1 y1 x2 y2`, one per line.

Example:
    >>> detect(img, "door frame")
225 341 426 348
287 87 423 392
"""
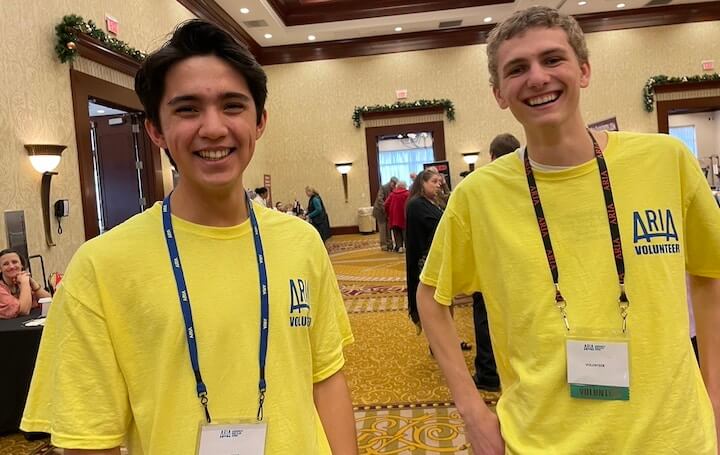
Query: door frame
655 80 720 133
364 120 446 204
70 69 164 240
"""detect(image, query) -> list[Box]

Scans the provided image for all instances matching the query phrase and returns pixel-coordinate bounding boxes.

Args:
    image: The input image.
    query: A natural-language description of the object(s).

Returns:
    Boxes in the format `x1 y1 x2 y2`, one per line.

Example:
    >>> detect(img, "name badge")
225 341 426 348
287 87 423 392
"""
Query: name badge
566 333 630 401
197 422 267 455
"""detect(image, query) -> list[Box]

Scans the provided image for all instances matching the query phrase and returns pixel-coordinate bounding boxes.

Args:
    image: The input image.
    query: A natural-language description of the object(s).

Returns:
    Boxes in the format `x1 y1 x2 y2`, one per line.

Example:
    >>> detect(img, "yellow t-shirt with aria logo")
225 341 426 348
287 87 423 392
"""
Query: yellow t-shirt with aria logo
422 131 720 454
22 203 353 454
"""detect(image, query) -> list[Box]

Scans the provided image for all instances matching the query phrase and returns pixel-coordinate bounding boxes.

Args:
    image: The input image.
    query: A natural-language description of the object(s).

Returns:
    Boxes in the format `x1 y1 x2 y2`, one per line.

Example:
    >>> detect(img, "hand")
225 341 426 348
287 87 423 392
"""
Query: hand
16 271 31 286
463 407 505 455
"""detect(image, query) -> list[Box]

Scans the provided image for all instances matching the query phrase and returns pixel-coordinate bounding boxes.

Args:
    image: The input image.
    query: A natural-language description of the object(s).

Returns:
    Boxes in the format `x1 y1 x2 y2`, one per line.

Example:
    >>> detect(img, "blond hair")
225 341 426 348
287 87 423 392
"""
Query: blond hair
486 6 588 87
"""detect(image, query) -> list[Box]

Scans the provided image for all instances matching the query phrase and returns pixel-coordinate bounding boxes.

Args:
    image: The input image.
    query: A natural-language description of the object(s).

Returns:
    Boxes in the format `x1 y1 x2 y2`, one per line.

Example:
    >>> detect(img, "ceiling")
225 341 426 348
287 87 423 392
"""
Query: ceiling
178 0 720 64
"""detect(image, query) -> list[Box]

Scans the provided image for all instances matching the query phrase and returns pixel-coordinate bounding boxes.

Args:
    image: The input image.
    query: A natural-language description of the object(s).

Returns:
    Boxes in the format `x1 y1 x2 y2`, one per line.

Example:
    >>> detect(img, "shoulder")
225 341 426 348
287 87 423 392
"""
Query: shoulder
257 205 322 240
606 131 690 158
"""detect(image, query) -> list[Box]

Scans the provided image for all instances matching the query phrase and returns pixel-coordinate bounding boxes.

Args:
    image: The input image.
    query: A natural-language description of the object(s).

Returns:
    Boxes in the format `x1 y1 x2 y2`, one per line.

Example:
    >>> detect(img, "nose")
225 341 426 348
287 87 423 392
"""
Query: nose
198 108 228 140
526 62 551 89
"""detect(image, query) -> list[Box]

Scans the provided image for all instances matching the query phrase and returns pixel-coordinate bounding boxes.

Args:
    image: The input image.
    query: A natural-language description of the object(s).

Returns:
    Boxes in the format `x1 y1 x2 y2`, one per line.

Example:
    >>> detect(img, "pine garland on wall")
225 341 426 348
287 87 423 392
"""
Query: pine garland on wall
55 14 146 64
643 73 720 112
352 99 455 127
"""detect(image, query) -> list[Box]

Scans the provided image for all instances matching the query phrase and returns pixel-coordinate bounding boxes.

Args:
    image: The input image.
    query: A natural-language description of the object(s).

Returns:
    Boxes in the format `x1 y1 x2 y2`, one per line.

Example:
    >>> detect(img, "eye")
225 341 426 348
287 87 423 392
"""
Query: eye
175 106 198 115
505 65 525 77
545 56 563 65
225 103 246 113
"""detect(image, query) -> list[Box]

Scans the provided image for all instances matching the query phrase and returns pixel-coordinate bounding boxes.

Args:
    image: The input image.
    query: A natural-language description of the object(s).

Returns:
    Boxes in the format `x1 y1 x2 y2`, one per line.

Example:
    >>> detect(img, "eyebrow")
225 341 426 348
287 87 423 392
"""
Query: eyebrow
502 47 569 71
167 92 252 106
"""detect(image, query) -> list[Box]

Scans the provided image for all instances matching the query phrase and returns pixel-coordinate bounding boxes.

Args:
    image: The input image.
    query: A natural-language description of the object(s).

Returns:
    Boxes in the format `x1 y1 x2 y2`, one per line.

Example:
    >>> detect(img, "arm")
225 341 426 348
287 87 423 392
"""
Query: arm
66 449 121 455
313 370 358 455
688 274 720 443
417 283 504 455
15 272 33 316
30 277 51 300
307 198 322 219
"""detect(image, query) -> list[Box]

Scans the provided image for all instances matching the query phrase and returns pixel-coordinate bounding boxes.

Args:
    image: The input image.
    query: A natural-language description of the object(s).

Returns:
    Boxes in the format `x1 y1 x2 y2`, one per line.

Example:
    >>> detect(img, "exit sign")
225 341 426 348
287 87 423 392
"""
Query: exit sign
106 15 119 35
395 89 408 100
702 60 714 71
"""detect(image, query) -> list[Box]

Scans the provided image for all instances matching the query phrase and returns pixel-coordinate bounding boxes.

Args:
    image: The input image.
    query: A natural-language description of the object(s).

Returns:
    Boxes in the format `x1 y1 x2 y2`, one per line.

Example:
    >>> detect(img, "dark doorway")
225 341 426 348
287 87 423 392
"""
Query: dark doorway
365 121 446 205
70 69 164 239
91 108 153 232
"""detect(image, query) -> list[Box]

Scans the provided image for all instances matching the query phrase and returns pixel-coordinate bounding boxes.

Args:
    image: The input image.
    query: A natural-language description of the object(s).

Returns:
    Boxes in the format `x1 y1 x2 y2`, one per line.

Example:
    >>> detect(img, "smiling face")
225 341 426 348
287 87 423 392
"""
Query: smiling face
0 252 23 283
492 27 590 134
145 55 267 197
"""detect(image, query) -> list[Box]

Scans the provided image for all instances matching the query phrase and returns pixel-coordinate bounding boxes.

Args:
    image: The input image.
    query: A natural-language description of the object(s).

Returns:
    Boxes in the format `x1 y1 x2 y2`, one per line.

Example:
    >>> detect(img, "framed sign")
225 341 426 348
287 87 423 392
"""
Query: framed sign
588 117 619 131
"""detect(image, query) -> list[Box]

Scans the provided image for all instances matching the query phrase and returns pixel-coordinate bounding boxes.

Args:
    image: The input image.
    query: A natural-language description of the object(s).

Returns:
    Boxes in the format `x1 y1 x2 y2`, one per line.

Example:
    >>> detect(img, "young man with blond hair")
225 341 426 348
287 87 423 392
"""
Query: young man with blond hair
418 6 720 454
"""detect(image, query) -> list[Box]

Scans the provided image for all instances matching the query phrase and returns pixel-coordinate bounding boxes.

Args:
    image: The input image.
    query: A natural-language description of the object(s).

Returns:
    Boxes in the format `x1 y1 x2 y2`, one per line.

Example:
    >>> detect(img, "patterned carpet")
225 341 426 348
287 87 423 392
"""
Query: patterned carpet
0 434 52 455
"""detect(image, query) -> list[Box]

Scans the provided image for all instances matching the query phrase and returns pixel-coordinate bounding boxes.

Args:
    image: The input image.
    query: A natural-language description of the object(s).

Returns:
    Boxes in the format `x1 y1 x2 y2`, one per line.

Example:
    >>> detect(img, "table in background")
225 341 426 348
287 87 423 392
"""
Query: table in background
0 309 43 434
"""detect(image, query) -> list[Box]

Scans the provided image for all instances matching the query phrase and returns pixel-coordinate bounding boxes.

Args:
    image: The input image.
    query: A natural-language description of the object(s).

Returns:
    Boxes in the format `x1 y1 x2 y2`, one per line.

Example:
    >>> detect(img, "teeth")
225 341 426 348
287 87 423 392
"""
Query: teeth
197 149 231 160
528 93 559 106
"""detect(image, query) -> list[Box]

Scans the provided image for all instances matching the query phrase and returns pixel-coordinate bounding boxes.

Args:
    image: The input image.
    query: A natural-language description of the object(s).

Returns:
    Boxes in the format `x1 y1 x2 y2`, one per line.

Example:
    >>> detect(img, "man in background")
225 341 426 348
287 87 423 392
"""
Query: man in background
373 176 398 251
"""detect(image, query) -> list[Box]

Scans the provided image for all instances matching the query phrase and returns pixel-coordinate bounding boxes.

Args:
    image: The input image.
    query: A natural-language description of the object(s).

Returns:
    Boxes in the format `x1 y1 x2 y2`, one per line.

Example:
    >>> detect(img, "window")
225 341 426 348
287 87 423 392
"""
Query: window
669 126 698 157
378 133 434 184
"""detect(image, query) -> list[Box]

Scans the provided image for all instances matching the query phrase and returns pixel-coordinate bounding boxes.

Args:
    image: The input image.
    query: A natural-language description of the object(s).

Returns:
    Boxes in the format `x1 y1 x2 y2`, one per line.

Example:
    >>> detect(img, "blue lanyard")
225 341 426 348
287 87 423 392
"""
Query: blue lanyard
161 195 270 423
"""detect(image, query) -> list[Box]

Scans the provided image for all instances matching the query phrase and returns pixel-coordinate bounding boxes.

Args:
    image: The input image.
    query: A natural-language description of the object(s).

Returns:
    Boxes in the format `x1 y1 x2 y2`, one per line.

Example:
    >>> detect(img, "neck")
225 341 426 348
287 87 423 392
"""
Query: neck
170 182 249 227
525 117 607 167
1 275 11 287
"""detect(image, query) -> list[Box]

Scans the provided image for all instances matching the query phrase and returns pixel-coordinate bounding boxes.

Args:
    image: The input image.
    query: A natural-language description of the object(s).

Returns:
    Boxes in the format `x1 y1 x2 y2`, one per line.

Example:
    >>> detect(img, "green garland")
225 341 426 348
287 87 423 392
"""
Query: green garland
643 73 720 112
55 14 146 64
352 99 455 127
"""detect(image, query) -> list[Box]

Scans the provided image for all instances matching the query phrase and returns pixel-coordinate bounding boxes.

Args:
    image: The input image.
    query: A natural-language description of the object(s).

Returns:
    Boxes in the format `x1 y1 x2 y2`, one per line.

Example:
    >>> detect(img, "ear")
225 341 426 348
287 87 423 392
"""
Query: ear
493 85 509 110
579 61 591 89
255 109 268 139
145 118 167 150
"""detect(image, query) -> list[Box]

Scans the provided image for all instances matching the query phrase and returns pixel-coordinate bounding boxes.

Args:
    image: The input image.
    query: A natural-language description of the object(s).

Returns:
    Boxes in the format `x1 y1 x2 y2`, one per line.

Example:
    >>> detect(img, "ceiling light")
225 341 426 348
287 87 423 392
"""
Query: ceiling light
264 33 272 39
578 1 587 5
394 26 403 32
616 2 625 7
96 109 105 114
483 17 492 23
240 7 250 14
307 34 316 41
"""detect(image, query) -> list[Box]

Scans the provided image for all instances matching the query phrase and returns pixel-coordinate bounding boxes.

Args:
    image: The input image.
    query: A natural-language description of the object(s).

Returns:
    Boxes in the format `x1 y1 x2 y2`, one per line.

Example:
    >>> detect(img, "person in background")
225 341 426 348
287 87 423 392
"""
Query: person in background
384 180 410 253
373 177 398 251
470 132 520 391
418 7 719 454
305 186 332 243
253 186 269 207
0 248 50 319
22 20 356 455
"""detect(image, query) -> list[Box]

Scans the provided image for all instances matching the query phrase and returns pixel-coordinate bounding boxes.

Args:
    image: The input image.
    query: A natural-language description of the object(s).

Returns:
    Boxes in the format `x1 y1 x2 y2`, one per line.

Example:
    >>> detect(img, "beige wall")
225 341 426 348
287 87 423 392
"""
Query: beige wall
257 20 720 227
0 0 195 275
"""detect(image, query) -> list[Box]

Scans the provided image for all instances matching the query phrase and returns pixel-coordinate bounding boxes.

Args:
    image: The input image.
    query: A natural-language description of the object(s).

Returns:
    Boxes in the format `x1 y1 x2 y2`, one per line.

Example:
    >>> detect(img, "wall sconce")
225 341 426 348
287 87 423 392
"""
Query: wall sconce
462 152 480 172
25 144 66 247
335 162 353 203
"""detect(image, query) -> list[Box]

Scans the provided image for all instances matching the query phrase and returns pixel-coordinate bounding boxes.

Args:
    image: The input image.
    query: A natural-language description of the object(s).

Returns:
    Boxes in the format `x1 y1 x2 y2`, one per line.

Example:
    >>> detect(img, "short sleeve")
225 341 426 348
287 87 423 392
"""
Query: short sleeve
0 285 20 319
21 259 131 449
683 153 720 278
309 247 354 383
420 199 480 306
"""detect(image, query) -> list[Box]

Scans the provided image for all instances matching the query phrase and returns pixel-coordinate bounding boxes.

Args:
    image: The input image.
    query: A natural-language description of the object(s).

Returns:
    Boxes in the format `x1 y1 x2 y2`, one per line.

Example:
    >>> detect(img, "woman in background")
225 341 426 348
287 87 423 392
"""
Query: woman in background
305 186 332 243
0 248 50 319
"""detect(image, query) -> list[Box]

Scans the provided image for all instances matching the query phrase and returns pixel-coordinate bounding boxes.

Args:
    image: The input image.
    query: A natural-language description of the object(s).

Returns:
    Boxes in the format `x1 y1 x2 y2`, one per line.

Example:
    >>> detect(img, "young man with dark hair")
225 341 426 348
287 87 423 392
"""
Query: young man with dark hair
488 133 520 161
418 6 719 454
22 20 356 455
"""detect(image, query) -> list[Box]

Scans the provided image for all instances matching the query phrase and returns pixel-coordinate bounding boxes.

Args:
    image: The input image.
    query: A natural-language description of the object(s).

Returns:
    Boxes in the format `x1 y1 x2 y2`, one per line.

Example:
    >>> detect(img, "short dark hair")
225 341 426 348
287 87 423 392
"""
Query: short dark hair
490 133 521 160
0 248 27 281
255 187 268 196
135 19 268 130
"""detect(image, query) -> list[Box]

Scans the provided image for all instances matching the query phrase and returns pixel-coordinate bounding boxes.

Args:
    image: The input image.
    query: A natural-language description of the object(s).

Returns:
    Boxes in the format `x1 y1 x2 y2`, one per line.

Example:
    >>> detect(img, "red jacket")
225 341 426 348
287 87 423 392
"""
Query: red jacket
384 187 410 229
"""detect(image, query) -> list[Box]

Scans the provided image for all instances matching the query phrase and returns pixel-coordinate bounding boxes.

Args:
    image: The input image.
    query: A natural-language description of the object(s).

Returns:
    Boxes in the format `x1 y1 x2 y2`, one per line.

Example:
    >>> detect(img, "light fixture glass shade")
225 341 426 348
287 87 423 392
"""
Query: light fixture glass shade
462 153 479 165
25 144 66 173
335 162 353 175
29 155 62 173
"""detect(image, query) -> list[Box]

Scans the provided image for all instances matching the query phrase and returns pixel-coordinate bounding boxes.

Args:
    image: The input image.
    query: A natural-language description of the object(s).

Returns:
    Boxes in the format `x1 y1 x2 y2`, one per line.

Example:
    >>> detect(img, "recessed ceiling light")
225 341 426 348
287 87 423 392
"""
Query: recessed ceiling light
264 33 272 39
394 26 403 32
578 1 587 5
307 34 316 41
483 16 493 23
616 2 625 7
240 7 250 14
97 109 105 114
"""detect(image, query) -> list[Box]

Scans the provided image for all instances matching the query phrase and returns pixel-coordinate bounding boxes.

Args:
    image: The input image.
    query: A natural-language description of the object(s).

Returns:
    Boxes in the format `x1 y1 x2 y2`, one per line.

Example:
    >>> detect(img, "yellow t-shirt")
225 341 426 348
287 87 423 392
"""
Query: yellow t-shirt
21 203 353 454
421 132 720 454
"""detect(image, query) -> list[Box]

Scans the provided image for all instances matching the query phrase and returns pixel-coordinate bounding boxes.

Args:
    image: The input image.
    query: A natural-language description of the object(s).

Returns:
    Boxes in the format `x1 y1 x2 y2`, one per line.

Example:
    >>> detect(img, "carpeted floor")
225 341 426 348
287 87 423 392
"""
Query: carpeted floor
0 433 52 455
